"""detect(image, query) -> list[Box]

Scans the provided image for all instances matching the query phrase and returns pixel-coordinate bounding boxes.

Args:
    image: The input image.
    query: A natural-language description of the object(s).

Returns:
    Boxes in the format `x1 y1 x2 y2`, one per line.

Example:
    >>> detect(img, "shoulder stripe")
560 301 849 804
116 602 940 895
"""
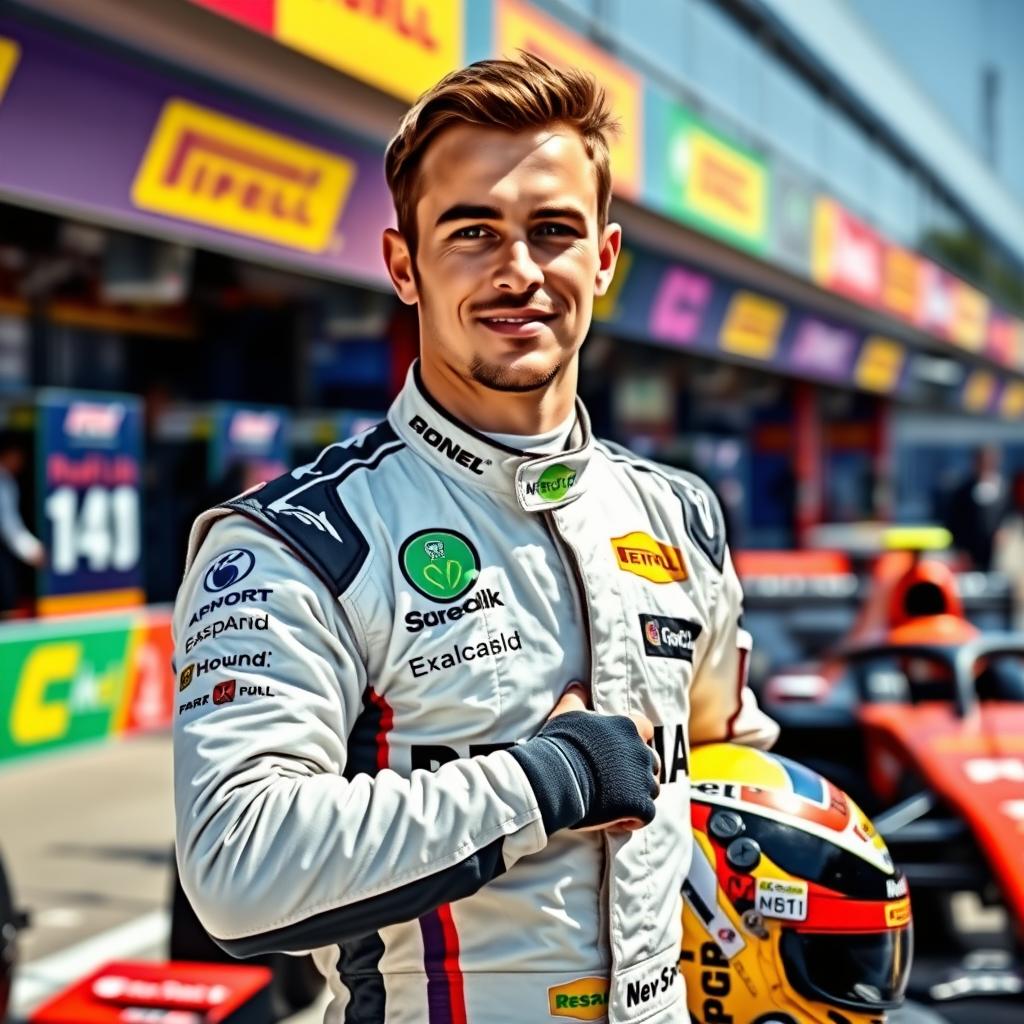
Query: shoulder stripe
224 422 405 596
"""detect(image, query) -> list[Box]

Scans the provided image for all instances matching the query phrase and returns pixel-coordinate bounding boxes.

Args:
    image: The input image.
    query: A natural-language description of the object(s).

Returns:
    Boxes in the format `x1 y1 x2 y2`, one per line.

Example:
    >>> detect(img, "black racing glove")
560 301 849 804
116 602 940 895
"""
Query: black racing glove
509 710 659 834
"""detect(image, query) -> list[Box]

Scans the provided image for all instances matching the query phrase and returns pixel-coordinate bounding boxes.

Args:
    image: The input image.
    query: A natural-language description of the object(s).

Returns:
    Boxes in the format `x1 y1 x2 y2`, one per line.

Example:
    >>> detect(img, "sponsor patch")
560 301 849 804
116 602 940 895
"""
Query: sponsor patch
886 876 908 899
639 614 702 660
611 532 687 584
179 664 195 692
400 528 480 603
184 613 270 653
408 415 490 475
188 587 273 626
212 680 237 705
203 549 256 593
188 649 273 683
524 463 577 503
548 977 609 1020
408 630 521 678
404 587 503 633
885 898 911 928
755 878 808 921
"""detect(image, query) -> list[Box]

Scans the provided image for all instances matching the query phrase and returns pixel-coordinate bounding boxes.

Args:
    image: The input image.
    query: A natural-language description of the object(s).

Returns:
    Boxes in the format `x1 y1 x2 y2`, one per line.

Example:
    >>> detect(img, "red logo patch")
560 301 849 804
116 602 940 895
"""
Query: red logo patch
213 680 236 705
725 874 756 904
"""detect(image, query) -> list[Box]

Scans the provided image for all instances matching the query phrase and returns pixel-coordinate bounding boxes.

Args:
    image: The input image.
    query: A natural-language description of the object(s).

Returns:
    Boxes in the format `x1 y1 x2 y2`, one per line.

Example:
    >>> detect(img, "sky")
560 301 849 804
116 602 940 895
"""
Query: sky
846 0 1024 210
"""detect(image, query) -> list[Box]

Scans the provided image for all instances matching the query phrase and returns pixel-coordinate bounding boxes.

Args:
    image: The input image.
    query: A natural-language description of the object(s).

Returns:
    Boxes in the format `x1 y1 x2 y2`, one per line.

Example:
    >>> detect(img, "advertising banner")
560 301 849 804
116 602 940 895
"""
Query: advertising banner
0 609 173 765
811 197 883 306
189 0 463 101
595 242 911 397
36 392 144 617
209 404 290 485
663 105 768 253
494 0 642 197
770 163 815 276
949 280 989 352
1000 381 1024 420
0 16 393 285
881 245 923 323
962 369 998 415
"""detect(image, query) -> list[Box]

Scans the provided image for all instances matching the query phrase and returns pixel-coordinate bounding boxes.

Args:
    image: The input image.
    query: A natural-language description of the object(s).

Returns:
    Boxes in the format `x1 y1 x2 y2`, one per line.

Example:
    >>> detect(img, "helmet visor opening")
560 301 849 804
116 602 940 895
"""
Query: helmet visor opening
780 927 912 1011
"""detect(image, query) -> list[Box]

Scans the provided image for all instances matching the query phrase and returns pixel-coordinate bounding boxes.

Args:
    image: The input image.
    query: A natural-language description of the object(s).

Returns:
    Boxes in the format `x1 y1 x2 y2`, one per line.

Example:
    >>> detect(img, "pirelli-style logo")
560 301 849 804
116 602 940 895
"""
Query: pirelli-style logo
885 898 911 928
132 98 356 252
0 37 20 105
612 532 687 585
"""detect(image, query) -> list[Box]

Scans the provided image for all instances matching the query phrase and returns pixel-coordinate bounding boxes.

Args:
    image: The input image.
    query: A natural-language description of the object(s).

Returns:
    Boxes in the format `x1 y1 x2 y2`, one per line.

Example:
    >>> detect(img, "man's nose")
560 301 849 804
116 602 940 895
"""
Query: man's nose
493 239 544 292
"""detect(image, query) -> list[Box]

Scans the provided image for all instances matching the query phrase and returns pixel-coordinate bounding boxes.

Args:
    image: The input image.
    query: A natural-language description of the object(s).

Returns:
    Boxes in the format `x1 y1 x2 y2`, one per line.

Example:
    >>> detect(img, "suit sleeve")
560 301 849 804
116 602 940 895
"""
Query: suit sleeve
173 515 549 956
687 547 779 750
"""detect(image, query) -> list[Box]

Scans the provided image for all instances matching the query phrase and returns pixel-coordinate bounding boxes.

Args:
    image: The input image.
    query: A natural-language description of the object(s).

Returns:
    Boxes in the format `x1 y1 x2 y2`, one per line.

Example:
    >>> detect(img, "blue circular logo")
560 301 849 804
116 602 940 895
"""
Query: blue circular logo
203 549 255 593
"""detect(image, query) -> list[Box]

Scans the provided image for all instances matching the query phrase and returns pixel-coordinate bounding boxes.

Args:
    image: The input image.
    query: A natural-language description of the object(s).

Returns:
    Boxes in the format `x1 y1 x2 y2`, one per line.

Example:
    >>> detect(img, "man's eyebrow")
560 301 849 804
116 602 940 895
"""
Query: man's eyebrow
531 206 588 225
435 204 502 227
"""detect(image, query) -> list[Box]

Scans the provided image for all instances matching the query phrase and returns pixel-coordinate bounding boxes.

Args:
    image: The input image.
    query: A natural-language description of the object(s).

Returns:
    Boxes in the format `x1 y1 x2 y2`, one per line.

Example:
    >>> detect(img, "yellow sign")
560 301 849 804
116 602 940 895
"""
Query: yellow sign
277 0 462 103
611 532 687 585
855 336 904 393
885 899 911 928
685 129 766 240
0 37 19 104
132 98 356 253
719 292 785 360
495 0 642 198
950 280 989 351
882 245 921 321
548 977 609 1021
1001 382 1024 419
964 369 996 413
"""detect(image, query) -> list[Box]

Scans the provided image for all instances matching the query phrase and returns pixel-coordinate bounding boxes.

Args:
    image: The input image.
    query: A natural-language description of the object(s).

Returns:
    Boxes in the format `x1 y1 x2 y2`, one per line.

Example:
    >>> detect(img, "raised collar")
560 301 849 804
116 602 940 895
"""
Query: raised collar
388 362 594 513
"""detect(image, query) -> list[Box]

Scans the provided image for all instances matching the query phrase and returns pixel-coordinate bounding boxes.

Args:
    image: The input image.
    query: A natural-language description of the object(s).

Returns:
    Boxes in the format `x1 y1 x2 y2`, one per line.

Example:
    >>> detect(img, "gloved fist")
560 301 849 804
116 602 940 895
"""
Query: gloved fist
509 686 659 835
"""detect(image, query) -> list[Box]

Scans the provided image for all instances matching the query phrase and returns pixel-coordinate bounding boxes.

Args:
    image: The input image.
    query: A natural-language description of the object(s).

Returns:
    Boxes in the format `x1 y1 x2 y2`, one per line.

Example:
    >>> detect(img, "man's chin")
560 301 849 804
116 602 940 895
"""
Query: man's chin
468 356 562 394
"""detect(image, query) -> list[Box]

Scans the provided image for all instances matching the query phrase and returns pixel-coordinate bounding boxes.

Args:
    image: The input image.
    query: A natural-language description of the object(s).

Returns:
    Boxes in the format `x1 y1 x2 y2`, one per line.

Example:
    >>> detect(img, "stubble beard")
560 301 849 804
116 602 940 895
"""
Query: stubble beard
468 355 563 393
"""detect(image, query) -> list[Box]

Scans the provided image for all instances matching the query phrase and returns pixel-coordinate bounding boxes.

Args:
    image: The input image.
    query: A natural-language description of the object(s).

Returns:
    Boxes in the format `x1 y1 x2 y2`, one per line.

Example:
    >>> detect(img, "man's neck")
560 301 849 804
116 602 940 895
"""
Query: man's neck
418 356 578 435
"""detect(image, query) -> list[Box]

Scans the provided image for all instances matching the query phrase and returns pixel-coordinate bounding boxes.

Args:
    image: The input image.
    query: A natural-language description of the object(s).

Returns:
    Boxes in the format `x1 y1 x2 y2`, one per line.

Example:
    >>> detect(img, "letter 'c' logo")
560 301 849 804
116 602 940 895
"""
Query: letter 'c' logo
400 529 480 603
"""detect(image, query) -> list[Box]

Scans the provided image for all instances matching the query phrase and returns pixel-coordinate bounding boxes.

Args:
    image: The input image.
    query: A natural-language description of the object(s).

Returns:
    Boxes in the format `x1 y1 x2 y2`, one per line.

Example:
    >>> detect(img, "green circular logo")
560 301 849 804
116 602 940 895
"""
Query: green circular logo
399 528 480 603
536 463 577 503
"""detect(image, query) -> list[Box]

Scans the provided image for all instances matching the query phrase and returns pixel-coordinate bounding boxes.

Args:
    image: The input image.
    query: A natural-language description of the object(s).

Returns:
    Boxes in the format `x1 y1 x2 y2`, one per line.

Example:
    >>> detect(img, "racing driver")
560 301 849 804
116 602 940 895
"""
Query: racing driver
172 53 778 1024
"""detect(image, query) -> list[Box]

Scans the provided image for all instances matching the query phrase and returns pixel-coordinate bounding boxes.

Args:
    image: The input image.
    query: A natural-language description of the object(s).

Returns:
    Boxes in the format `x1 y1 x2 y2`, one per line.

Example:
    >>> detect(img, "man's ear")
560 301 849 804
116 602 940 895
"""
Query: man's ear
594 222 622 297
383 228 419 305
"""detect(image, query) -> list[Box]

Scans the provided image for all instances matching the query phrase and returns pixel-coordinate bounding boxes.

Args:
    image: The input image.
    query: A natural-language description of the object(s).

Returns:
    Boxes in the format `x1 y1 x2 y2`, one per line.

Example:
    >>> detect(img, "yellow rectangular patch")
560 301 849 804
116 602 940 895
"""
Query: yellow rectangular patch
686 129 766 240
0 37 20 105
885 898 911 928
719 291 785 360
611 532 687 585
548 977 609 1020
132 98 355 253
276 0 463 103
855 336 905 392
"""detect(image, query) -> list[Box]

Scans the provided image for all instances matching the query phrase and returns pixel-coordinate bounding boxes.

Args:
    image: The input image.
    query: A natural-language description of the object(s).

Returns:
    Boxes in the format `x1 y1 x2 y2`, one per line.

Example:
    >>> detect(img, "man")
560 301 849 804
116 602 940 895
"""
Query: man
0 430 44 616
173 54 777 1024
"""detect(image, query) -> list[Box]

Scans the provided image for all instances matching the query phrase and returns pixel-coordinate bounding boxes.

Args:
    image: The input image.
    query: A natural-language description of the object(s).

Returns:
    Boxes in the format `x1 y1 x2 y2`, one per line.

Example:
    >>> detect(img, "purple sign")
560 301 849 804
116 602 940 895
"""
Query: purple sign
789 318 858 381
0 15 393 286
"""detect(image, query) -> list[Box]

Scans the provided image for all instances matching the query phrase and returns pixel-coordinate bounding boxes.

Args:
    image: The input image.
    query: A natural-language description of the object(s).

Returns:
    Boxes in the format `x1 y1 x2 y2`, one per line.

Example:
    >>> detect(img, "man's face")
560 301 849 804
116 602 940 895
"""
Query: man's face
387 124 620 393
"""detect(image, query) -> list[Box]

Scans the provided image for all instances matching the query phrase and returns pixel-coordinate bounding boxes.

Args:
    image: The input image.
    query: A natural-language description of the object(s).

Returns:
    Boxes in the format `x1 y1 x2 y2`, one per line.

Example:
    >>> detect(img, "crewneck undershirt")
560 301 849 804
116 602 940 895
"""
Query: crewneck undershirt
482 412 576 455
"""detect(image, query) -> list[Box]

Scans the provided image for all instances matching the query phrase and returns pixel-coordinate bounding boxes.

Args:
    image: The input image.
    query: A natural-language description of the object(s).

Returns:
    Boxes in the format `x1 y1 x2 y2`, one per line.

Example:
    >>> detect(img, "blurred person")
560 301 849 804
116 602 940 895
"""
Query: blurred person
172 54 776 1024
942 444 1008 570
0 429 44 617
995 469 1024 629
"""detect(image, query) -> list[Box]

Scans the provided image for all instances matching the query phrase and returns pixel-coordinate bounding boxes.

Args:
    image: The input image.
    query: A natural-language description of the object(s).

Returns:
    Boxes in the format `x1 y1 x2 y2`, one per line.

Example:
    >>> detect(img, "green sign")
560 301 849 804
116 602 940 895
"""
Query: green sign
536 464 577 502
400 529 480 603
659 101 769 254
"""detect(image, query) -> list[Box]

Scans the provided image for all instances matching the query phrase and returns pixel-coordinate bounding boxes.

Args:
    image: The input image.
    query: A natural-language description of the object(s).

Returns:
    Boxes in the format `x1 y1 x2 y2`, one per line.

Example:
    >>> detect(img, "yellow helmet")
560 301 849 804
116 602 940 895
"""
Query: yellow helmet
680 743 912 1024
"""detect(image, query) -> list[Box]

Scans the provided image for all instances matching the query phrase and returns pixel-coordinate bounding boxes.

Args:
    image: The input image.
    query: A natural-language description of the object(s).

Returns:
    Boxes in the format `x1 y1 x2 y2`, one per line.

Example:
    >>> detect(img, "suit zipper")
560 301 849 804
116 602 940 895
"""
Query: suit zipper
542 510 611 964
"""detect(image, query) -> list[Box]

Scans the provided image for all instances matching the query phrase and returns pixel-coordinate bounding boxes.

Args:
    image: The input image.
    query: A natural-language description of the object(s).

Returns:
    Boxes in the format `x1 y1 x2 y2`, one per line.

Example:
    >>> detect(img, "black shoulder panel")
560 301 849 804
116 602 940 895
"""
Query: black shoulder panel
221 421 403 597
666 469 727 572
597 439 727 572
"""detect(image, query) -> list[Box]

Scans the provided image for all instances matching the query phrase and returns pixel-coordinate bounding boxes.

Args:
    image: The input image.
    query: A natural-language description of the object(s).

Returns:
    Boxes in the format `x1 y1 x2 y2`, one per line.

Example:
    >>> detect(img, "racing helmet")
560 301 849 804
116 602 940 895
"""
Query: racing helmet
680 743 912 1024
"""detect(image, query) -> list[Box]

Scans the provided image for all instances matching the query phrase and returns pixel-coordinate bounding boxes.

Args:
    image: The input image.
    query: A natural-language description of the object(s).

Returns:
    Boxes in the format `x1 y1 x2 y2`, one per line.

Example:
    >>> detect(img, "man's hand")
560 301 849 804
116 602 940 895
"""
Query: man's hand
509 682 659 836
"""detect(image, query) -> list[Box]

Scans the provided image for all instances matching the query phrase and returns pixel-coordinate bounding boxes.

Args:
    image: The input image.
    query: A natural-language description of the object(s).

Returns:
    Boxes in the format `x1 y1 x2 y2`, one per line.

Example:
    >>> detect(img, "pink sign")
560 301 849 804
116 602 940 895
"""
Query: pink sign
648 267 713 345
789 318 857 380
826 205 882 305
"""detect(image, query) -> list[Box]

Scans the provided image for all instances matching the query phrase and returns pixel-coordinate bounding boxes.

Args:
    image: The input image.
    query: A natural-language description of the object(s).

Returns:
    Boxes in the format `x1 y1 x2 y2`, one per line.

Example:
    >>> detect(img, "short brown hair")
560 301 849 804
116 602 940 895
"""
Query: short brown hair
385 52 619 253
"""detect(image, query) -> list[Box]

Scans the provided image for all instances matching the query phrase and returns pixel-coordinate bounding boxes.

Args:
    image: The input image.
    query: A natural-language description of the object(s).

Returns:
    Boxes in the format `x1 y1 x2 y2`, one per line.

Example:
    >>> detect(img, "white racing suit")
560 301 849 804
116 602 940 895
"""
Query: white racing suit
172 363 778 1024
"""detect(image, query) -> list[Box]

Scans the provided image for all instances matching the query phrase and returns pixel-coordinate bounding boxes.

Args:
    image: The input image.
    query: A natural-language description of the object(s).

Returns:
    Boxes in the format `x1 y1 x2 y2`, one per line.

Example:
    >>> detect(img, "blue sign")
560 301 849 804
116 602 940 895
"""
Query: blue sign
208 404 290 489
35 390 143 612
